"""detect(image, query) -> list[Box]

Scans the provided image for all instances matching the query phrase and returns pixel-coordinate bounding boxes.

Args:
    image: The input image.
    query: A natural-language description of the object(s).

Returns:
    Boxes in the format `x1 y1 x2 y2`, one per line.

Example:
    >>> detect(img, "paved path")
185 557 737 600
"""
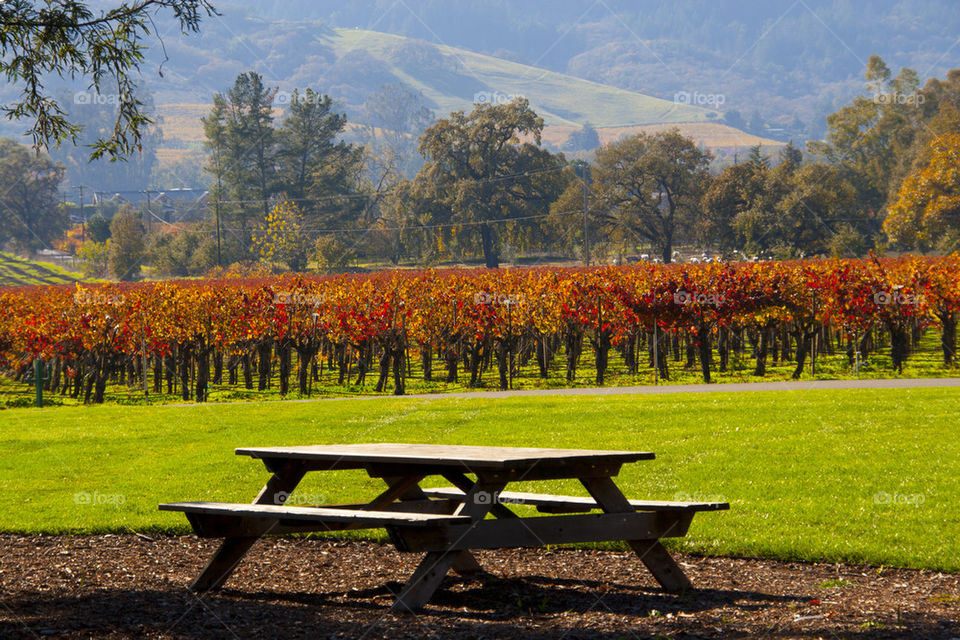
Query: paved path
294 377 960 403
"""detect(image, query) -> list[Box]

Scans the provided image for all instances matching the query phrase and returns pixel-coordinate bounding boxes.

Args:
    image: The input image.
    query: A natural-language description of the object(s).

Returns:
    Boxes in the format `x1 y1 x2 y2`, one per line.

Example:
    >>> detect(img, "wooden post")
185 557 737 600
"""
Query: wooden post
190 460 306 592
580 476 692 593
392 478 506 612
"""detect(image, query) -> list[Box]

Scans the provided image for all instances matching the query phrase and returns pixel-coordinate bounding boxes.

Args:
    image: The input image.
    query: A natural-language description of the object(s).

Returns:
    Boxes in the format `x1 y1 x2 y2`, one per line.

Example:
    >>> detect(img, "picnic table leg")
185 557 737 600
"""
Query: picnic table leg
190 460 306 593
379 475 485 577
580 476 693 593
391 479 506 612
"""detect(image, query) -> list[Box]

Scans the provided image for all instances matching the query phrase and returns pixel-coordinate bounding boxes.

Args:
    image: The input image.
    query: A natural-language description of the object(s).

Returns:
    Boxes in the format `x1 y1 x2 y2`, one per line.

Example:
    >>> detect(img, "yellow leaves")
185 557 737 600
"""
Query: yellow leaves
886 133 960 246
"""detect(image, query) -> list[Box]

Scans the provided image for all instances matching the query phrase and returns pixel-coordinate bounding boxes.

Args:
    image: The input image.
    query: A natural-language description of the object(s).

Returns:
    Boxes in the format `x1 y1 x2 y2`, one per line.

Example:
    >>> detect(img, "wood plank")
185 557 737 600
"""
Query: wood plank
441 472 519 520
420 487 729 513
392 511 694 552
236 443 653 473
376 476 486 577
366 462 626 482
391 478 506 612
160 502 471 526
581 476 693 593
186 459 305 592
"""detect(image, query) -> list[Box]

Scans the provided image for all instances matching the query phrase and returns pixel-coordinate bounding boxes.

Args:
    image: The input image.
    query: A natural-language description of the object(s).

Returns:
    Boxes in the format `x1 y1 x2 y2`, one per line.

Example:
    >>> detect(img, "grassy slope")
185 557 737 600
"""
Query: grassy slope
152 29 784 160
330 28 708 129
0 252 82 287
1 388 957 572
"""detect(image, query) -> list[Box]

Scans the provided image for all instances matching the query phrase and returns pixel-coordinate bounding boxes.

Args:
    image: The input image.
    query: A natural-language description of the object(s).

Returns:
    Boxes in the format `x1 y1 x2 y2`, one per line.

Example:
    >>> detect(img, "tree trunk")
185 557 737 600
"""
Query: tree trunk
697 323 712 383
939 311 956 365
536 334 550 378
278 341 292 395
196 348 209 402
753 328 768 376
420 343 432 381
890 325 909 374
179 344 192 401
391 345 406 395
717 327 729 372
242 352 253 389
593 332 611 385
445 343 459 383
480 222 499 269
257 342 272 391
375 347 391 393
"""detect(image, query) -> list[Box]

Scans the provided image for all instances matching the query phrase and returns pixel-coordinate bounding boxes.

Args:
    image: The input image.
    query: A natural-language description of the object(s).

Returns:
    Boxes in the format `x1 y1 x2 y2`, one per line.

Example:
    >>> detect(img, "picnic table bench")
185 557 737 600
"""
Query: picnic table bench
160 443 728 611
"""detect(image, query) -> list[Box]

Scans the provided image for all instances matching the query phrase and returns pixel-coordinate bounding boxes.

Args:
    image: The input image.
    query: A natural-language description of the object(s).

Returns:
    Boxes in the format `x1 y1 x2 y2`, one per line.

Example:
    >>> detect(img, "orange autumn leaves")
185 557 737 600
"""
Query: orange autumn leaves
0 256 957 371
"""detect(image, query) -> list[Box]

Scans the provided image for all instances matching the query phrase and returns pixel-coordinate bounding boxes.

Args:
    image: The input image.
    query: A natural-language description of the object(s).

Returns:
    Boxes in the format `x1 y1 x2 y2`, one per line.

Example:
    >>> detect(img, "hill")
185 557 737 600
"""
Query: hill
0 253 83 288
150 27 782 163
327 28 711 129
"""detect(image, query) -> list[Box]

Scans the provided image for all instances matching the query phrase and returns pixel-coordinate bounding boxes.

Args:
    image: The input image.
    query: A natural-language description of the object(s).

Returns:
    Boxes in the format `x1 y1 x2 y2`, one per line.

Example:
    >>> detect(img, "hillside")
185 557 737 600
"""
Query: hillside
151 27 782 162
327 29 710 129
0 253 83 288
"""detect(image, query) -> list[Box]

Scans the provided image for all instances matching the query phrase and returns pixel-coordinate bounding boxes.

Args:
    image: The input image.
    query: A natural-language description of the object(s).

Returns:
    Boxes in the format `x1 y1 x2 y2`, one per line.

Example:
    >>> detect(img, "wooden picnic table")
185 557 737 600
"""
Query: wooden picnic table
160 443 727 611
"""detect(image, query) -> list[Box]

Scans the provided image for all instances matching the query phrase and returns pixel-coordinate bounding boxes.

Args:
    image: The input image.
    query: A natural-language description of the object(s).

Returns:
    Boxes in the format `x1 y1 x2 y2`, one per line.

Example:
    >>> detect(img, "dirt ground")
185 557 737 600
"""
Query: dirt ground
0 535 957 639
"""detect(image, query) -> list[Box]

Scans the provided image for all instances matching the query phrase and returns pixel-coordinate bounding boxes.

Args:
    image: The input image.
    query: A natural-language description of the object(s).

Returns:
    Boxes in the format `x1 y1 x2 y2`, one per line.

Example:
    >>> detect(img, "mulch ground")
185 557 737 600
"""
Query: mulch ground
0 535 957 639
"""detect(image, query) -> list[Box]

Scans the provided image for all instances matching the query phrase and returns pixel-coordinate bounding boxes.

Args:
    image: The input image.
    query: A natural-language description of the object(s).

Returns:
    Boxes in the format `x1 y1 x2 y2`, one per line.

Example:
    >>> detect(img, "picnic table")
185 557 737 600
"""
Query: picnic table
160 443 728 611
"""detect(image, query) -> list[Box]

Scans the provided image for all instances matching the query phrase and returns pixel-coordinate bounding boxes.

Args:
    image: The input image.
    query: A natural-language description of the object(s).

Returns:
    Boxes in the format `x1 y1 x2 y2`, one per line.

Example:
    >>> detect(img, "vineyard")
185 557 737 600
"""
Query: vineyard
1 256 958 405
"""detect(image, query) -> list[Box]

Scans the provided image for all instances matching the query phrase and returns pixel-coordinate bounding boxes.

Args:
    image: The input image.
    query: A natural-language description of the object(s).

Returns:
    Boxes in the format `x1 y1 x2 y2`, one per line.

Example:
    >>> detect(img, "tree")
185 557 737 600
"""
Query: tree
773 162 859 256
589 130 711 263
700 161 767 253
0 0 215 159
361 83 434 178
50 90 159 191
77 240 109 278
0 138 66 250
283 90 364 230
86 215 113 243
252 201 309 271
204 72 277 255
313 235 355 273
885 133 960 251
414 98 567 268
277 89 351 205
808 55 924 213
564 122 600 151
108 205 145 280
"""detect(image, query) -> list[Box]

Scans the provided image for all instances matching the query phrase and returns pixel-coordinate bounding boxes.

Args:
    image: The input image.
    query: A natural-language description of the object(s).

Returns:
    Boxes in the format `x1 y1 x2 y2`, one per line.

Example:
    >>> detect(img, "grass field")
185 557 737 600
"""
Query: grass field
0 252 82 287
1 388 957 573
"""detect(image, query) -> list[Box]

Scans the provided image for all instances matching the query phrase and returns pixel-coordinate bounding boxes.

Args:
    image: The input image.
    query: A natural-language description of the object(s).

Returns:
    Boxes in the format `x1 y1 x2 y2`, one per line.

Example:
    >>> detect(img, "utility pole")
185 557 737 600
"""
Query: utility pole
143 189 153 233
576 161 590 267
74 185 84 241
215 173 222 267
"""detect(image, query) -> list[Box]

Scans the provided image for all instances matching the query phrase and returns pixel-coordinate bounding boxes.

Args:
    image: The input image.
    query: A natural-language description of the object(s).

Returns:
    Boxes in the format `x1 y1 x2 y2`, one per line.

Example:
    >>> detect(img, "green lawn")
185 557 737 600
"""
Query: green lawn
1 388 957 573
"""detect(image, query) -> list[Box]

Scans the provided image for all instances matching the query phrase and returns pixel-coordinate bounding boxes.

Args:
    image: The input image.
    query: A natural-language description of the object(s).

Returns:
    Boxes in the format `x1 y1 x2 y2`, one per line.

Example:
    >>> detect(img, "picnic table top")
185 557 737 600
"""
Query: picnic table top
235 443 654 470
